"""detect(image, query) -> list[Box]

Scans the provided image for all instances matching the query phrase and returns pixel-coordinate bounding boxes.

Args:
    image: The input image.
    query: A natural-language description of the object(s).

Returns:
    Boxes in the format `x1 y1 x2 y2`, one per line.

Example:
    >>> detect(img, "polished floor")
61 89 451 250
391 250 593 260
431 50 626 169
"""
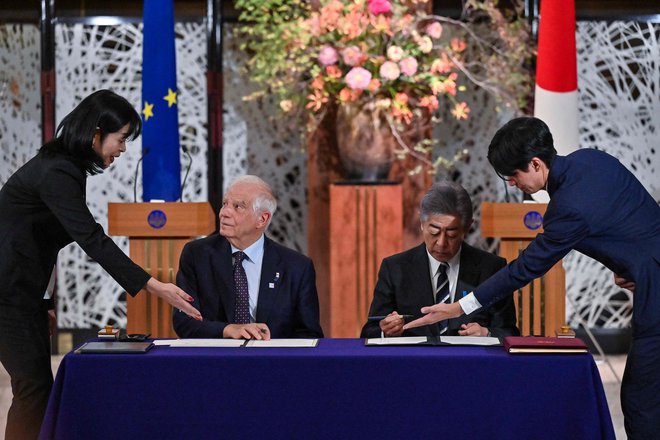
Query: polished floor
0 354 627 439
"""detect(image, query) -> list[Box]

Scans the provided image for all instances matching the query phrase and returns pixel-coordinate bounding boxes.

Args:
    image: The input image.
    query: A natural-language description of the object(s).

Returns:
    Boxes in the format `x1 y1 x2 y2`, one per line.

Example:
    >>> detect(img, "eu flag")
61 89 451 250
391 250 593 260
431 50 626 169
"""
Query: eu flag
141 0 181 201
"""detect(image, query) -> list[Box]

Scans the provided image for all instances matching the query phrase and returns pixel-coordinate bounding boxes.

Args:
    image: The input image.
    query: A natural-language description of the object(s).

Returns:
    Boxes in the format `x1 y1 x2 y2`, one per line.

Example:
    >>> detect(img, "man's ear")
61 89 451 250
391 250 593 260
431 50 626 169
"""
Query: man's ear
530 157 544 171
256 211 271 229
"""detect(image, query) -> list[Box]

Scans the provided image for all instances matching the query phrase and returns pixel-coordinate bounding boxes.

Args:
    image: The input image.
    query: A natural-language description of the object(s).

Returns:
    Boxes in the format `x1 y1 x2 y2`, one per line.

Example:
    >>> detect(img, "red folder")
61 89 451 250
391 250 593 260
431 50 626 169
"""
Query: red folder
503 336 588 354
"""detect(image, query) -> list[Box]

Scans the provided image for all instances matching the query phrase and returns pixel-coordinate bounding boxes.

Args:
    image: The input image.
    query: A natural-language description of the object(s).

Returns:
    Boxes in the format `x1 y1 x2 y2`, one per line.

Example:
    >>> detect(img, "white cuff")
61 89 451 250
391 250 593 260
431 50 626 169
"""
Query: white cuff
458 292 482 315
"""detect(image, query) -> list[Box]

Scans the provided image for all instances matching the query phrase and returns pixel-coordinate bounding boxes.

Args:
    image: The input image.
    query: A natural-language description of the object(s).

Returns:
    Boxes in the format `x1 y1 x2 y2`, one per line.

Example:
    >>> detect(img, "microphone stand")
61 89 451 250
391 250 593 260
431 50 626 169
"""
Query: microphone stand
133 148 149 202
179 146 193 202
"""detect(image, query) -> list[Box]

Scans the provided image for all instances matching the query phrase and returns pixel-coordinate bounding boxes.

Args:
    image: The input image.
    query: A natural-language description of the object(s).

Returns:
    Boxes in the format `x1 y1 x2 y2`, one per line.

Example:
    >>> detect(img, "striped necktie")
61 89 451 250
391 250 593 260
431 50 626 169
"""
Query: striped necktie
436 262 450 334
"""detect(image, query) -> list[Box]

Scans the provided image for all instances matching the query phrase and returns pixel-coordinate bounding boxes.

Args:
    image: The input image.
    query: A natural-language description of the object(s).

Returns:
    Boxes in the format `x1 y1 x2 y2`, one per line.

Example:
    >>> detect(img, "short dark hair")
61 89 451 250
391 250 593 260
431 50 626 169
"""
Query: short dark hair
41 90 142 175
487 117 557 178
420 181 473 230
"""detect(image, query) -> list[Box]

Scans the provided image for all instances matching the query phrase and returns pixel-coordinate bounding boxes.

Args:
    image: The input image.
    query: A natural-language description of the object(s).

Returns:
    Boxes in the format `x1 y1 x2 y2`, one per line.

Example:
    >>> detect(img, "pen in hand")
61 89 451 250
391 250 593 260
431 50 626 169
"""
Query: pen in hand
368 314 413 321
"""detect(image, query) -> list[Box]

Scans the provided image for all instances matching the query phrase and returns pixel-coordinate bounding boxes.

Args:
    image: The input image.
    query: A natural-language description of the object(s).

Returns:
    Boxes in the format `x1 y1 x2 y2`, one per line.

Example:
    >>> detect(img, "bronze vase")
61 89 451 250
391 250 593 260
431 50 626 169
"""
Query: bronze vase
335 102 396 181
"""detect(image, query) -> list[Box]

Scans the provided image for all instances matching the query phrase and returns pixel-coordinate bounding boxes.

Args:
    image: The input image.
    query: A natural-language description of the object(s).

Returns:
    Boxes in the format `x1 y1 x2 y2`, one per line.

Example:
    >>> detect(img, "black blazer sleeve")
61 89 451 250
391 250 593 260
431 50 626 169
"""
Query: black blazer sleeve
360 258 398 338
40 159 150 295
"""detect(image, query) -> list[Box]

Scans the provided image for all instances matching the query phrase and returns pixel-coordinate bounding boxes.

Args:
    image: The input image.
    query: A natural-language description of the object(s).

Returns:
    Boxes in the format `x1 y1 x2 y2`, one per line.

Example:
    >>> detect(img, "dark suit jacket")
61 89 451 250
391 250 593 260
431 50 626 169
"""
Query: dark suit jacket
474 149 660 338
360 243 519 338
0 150 149 316
173 234 324 338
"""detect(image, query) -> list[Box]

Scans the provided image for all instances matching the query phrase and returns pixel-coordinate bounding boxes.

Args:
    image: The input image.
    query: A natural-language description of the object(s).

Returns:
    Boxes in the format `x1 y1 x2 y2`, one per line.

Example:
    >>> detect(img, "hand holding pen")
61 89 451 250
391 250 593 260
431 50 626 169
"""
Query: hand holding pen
373 312 410 337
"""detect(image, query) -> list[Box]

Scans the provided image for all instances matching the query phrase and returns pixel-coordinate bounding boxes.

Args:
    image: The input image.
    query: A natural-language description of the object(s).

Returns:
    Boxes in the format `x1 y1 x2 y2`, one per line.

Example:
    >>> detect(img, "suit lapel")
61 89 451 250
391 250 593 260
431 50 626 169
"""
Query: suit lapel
456 244 479 295
256 237 282 323
209 237 236 322
407 244 435 312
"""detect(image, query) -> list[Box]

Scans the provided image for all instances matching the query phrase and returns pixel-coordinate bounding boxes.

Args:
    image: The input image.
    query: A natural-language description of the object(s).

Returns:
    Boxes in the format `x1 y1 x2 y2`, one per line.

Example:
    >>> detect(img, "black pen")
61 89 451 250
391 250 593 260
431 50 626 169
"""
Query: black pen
367 314 413 321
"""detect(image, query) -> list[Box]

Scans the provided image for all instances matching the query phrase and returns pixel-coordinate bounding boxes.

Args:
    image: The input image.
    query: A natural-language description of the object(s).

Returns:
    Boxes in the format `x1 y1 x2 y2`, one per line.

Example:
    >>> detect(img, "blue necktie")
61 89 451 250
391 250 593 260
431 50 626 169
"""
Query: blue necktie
233 251 250 324
436 262 450 335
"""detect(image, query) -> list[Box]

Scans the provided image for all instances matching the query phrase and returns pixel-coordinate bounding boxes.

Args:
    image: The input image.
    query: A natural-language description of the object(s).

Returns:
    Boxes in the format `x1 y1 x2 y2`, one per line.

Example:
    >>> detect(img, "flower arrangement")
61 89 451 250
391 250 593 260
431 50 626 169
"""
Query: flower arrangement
235 0 533 173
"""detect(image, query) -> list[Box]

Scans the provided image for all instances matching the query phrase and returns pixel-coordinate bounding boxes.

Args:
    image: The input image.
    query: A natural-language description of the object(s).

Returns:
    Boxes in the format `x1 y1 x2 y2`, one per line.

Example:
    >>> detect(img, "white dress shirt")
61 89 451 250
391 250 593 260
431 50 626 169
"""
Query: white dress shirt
231 234 265 323
426 247 462 302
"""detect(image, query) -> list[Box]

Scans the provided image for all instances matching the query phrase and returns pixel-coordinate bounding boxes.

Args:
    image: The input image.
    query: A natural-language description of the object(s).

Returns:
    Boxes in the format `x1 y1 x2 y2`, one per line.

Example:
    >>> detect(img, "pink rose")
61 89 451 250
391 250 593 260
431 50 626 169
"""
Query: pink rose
399 57 418 76
379 61 400 81
368 0 391 15
425 22 443 39
318 46 338 66
342 46 363 66
345 67 372 90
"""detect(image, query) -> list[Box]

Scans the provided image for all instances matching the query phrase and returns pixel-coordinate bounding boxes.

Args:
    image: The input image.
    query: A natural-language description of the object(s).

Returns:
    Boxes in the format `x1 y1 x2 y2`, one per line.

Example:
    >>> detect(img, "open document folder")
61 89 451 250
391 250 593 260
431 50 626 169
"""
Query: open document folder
365 336 501 346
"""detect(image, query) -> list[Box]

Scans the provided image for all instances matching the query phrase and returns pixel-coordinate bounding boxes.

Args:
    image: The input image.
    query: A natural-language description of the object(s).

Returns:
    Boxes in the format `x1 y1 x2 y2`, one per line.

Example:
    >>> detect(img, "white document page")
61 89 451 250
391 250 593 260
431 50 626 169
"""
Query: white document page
154 339 246 347
245 339 319 347
439 336 501 346
365 336 428 345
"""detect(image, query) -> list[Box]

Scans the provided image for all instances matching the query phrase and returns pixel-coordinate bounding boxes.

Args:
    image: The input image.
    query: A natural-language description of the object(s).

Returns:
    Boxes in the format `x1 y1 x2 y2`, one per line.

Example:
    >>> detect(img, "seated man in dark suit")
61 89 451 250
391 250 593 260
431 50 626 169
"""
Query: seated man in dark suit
173 175 323 339
361 181 519 339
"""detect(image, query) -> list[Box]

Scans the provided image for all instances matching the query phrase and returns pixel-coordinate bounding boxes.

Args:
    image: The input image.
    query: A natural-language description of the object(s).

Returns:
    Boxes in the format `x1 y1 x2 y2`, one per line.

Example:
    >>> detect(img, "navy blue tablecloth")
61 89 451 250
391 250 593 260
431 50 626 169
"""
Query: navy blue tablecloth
40 339 614 439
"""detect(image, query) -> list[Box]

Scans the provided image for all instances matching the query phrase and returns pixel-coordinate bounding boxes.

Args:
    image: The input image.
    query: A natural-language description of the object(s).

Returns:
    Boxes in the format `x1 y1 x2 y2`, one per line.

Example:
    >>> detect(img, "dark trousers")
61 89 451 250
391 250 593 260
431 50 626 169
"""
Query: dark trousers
0 308 53 440
621 335 660 439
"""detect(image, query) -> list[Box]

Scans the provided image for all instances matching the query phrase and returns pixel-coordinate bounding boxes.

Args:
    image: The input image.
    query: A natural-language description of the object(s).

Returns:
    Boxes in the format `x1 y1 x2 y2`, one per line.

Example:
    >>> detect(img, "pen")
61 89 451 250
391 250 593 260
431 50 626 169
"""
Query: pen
367 314 413 321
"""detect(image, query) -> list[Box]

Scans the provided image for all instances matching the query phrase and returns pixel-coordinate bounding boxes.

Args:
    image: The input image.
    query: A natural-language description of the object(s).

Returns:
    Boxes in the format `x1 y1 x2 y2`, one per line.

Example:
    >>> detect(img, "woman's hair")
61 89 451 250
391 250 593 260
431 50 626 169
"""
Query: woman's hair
41 90 142 175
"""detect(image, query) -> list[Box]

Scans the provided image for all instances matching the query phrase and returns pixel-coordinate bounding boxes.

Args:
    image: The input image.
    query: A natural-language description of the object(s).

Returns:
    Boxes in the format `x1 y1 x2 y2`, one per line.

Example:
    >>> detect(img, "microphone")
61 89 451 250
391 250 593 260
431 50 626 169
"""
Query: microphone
179 145 193 202
133 147 149 202
502 178 510 203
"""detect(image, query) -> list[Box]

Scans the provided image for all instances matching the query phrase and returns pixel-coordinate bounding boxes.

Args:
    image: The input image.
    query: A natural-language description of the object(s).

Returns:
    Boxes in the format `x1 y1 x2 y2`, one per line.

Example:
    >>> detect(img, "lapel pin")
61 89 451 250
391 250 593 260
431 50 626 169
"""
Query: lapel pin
269 282 275 288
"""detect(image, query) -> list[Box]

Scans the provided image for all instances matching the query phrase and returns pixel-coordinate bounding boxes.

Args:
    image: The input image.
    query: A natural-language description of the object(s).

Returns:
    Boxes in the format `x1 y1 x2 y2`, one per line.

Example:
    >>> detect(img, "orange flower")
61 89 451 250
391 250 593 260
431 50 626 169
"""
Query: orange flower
431 53 454 74
339 88 352 102
306 91 328 111
325 65 343 79
394 92 409 104
450 38 467 53
311 75 325 91
419 95 439 112
451 102 470 120
391 104 413 125
367 78 381 92
339 87 362 102
370 14 392 35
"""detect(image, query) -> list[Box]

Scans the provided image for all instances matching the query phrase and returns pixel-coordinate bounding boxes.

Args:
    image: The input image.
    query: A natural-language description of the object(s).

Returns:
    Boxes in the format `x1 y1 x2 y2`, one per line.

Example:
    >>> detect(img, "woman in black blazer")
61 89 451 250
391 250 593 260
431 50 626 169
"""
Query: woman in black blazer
0 90 201 439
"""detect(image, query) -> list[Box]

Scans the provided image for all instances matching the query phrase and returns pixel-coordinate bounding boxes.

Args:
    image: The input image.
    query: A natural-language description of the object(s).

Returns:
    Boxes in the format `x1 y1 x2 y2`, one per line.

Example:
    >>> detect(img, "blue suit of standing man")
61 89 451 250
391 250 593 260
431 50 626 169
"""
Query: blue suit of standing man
404 117 660 439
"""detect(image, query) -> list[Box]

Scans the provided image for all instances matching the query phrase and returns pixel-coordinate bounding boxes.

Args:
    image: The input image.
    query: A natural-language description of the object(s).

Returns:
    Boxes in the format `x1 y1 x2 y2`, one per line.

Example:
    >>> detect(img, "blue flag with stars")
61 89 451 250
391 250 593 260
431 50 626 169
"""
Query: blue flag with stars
141 0 181 201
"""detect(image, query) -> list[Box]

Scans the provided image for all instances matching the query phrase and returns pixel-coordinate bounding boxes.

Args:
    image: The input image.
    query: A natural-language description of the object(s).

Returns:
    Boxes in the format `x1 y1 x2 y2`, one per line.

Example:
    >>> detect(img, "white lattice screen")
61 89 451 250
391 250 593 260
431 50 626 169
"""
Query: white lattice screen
1 20 657 330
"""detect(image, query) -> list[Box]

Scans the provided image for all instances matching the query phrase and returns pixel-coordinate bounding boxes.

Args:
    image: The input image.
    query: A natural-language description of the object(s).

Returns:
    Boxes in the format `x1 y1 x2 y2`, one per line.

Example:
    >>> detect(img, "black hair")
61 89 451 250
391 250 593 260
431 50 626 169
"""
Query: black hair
419 181 473 230
487 117 557 178
40 90 142 175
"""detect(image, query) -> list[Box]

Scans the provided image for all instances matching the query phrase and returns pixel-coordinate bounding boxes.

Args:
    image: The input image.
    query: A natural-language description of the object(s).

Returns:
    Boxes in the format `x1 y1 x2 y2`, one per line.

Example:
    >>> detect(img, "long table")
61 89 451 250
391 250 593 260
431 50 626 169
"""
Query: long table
40 339 614 439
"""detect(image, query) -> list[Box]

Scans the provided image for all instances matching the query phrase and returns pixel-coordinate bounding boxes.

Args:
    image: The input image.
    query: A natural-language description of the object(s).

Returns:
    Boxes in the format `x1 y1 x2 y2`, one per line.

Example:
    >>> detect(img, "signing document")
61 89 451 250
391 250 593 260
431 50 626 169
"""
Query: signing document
153 339 246 347
245 339 319 347
366 336 500 346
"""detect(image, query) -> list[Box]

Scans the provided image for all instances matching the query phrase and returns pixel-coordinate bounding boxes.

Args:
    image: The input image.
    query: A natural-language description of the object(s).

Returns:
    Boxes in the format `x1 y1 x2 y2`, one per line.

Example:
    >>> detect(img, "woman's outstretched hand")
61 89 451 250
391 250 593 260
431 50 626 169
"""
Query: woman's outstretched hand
145 277 202 321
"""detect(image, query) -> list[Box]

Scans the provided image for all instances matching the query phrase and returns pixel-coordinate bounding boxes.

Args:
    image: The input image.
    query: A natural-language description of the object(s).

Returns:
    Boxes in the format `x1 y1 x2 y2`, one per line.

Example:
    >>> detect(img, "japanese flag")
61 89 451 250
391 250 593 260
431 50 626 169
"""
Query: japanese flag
533 0 578 202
